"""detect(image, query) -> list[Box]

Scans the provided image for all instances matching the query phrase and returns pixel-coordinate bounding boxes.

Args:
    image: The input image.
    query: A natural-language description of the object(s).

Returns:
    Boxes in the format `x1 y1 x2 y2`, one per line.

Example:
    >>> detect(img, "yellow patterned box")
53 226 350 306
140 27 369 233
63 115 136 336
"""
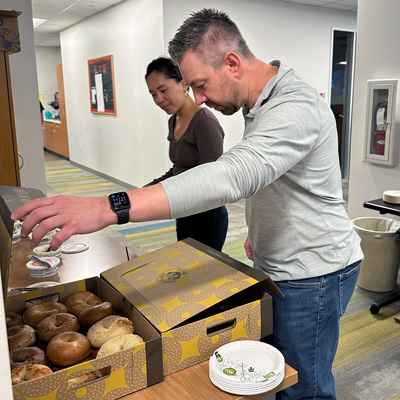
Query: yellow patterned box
6 276 163 399
102 238 283 376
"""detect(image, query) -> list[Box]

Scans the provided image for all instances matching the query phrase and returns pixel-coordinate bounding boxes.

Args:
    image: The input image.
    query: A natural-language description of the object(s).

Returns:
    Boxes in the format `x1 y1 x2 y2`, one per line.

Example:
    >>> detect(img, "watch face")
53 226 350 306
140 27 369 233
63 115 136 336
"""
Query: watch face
109 192 130 210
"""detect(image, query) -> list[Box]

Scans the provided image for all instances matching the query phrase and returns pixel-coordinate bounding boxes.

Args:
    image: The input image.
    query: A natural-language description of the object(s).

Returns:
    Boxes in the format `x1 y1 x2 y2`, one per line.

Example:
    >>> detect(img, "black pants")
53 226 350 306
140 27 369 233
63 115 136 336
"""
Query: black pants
176 206 228 251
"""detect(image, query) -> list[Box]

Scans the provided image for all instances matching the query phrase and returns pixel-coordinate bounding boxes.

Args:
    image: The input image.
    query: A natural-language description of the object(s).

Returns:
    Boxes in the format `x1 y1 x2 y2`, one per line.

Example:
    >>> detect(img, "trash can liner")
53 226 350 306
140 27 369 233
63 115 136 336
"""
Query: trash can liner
353 217 400 292
353 217 400 236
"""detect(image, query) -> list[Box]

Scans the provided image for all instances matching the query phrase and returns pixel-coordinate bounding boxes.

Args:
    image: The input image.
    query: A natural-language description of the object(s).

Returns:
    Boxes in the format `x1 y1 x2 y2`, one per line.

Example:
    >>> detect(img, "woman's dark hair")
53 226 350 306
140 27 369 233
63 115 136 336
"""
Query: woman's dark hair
145 57 182 82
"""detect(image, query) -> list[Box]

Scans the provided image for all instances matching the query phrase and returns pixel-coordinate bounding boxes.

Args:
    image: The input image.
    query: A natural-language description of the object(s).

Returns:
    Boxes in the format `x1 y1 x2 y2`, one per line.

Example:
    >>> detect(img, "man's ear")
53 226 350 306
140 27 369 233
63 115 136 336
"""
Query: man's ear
224 51 241 78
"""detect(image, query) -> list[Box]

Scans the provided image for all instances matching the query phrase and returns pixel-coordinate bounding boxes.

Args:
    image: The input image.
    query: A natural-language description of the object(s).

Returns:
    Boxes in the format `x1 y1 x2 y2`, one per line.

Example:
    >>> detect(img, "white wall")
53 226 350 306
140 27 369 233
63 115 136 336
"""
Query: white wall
3 0 46 194
347 0 400 220
61 0 168 188
60 0 356 187
163 0 357 152
36 46 62 113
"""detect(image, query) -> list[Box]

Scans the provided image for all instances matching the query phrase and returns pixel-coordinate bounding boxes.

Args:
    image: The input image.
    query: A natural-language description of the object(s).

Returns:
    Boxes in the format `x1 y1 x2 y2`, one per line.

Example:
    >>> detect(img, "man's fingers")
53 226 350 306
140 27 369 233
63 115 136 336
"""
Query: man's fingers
20 204 60 239
29 215 67 247
48 226 75 250
11 197 55 221
244 237 254 260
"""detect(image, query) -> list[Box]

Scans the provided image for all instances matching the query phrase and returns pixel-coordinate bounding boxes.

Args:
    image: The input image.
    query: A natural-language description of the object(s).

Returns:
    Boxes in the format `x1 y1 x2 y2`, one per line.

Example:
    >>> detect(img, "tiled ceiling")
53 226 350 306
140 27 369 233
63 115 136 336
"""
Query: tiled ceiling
31 0 358 47
32 0 126 47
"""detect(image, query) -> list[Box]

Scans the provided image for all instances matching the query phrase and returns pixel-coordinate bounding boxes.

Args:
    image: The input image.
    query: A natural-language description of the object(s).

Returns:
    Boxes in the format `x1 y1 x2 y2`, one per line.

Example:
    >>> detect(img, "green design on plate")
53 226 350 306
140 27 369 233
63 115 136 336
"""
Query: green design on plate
223 368 237 376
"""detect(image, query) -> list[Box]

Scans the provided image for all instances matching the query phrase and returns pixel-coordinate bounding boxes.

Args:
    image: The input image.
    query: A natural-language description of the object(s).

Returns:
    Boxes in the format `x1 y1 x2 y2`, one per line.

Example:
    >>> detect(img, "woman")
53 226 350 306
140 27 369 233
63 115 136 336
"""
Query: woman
145 57 228 251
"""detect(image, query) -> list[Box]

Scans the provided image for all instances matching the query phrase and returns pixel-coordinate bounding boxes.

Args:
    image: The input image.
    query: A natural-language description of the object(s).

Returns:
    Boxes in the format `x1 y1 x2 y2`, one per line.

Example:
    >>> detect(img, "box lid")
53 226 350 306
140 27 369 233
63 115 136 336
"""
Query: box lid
102 238 282 333
0 186 45 301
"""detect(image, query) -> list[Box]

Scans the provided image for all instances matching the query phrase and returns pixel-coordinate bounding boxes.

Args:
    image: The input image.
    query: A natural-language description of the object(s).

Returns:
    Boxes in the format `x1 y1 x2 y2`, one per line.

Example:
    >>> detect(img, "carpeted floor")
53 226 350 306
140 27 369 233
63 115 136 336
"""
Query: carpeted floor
44 151 400 400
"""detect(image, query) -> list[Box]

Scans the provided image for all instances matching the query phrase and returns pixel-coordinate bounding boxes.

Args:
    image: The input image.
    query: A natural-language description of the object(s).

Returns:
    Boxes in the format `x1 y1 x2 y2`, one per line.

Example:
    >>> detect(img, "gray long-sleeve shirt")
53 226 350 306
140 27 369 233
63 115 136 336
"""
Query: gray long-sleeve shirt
162 61 363 281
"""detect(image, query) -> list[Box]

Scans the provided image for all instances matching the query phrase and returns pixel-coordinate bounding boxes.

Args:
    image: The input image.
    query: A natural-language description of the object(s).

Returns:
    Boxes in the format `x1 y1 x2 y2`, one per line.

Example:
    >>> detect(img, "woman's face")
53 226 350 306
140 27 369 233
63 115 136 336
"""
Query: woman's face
146 71 186 115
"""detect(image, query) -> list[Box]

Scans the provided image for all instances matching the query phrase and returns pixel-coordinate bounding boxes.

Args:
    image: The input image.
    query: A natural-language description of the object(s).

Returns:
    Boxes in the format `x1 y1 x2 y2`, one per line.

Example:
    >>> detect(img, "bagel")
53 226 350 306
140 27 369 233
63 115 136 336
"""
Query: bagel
10 347 48 369
66 291 102 315
46 332 91 367
97 333 144 358
23 302 68 328
87 315 134 348
36 313 80 342
11 364 52 385
8 325 36 350
78 301 115 329
6 311 23 329
68 372 98 388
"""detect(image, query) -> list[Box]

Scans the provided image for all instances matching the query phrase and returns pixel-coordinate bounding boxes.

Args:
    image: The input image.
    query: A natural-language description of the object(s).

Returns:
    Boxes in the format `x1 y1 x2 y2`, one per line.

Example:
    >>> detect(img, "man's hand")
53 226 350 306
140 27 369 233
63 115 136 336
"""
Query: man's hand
11 184 171 250
244 237 254 260
11 195 115 250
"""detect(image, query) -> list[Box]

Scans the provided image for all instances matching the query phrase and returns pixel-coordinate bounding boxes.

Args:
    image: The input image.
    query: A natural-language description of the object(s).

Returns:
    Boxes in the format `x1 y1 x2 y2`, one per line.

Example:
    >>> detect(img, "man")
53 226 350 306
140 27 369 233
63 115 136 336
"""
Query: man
13 9 362 399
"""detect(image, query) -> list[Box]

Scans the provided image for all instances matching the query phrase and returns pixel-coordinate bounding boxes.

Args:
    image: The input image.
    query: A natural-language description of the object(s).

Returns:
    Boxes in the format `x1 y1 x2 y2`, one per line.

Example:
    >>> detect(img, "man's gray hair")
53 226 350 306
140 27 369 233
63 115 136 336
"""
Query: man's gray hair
168 8 254 68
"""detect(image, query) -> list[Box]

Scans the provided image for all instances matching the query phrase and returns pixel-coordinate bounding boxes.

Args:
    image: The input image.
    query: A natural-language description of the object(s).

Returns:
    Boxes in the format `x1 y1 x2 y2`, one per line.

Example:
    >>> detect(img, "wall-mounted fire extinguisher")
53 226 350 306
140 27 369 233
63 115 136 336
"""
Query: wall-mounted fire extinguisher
375 100 388 155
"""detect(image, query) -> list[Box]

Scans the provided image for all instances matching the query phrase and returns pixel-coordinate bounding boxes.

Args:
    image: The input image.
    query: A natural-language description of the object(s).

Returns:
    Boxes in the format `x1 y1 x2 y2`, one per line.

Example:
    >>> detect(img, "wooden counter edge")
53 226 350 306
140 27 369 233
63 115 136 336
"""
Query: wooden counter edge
241 364 298 399
123 362 297 400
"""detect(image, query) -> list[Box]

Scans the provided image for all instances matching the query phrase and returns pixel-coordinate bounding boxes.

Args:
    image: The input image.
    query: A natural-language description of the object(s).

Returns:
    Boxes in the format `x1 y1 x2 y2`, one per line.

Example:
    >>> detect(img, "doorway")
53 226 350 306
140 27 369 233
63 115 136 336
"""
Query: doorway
330 29 356 181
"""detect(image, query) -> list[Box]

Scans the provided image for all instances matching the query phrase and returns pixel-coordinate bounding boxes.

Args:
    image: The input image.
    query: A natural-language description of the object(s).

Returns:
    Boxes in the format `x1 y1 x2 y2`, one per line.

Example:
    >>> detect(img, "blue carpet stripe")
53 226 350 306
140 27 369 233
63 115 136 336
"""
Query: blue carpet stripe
114 220 175 235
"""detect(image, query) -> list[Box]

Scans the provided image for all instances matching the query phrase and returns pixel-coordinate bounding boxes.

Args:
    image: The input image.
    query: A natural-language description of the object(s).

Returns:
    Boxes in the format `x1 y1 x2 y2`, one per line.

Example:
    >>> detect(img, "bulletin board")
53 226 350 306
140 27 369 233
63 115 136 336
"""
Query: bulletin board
88 54 116 115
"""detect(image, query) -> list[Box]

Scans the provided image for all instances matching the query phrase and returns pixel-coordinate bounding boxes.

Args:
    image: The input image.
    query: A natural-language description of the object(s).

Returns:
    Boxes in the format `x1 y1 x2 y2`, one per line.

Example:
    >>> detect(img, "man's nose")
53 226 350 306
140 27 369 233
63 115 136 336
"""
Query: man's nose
192 89 207 105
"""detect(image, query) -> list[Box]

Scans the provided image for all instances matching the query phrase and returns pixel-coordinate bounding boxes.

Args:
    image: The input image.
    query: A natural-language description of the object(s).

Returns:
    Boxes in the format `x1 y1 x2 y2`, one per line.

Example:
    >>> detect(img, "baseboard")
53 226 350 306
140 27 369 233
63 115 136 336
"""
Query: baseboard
69 160 137 191
44 148 70 161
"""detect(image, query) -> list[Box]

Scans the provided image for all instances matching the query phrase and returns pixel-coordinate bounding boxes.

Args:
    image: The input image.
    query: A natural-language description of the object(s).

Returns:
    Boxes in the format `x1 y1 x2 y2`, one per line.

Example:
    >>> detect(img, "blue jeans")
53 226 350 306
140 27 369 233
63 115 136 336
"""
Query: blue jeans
269 260 361 400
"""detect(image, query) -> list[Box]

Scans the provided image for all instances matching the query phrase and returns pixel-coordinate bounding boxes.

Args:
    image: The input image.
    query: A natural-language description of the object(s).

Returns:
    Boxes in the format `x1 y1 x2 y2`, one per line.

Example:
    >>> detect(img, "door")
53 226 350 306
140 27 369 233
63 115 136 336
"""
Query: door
0 50 20 186
330 30 356 180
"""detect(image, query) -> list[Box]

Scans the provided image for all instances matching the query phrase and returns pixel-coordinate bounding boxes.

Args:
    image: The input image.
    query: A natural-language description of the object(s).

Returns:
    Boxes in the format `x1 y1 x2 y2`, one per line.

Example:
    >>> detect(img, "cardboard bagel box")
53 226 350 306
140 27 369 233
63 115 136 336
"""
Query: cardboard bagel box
5 276 163 400
101 238 283 376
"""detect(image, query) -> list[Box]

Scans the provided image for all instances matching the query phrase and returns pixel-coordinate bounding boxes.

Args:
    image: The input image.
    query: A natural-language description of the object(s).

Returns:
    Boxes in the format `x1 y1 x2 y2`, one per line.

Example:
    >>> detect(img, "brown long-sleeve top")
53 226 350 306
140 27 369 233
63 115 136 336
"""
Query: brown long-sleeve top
146 108 224 185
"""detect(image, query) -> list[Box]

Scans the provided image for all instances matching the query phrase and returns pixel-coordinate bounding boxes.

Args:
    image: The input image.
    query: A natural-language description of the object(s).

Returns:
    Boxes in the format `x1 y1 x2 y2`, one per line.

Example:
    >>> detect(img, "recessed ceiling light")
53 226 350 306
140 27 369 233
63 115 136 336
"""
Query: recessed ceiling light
33 18 47 28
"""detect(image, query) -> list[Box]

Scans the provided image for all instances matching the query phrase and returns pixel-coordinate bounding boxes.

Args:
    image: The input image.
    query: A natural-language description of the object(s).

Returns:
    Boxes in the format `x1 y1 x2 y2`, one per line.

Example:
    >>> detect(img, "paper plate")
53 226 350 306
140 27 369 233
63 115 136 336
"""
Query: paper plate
209 341 284 385
209 369 284 395
209 341 285 395
383 190 400 204
62 242 89 254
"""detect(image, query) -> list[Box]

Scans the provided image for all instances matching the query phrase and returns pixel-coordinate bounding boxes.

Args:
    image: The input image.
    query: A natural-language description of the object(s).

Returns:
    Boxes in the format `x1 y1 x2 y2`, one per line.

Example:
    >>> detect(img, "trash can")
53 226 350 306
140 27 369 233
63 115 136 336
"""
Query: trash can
353 217 400 292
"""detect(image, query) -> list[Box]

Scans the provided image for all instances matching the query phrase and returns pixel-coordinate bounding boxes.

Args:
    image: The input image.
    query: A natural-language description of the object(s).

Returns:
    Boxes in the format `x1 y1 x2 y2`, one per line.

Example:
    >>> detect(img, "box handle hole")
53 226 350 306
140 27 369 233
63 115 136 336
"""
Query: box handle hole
207 318 236 336
68 366 111 390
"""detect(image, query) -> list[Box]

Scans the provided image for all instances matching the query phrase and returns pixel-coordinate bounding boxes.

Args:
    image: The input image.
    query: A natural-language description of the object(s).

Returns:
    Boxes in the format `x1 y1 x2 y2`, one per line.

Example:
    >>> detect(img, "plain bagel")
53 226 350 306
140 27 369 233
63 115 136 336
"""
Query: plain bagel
46 332 91 367
66 291 102 315
23 302 68 328
87 315 134 348
36 312 80 342
78 301 115 329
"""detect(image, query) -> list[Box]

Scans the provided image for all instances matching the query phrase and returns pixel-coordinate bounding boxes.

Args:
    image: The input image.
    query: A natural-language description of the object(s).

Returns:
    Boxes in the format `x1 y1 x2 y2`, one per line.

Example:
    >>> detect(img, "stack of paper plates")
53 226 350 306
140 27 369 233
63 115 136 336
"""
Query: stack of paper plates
383 190 400 204
209 340 285 395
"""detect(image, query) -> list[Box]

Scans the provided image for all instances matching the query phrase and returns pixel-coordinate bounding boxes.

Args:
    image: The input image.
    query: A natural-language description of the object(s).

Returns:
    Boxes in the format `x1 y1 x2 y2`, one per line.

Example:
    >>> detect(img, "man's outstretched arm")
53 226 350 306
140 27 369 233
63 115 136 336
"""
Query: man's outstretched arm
11 183 170 250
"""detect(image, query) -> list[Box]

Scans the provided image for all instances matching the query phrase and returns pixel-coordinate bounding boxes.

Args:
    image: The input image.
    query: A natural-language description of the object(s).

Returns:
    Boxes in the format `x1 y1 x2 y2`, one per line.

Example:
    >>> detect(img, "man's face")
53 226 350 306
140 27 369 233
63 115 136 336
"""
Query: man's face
179 50 242 115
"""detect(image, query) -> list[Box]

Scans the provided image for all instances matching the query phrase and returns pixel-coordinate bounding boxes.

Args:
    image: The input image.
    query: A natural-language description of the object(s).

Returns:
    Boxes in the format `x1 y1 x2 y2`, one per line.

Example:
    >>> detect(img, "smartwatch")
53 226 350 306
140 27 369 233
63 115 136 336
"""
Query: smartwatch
108 192 131 224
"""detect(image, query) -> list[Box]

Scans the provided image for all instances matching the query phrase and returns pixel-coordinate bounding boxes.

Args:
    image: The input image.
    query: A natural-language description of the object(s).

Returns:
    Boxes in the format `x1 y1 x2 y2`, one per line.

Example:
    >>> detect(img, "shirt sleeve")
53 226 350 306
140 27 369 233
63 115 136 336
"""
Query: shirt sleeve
161 92 321 219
